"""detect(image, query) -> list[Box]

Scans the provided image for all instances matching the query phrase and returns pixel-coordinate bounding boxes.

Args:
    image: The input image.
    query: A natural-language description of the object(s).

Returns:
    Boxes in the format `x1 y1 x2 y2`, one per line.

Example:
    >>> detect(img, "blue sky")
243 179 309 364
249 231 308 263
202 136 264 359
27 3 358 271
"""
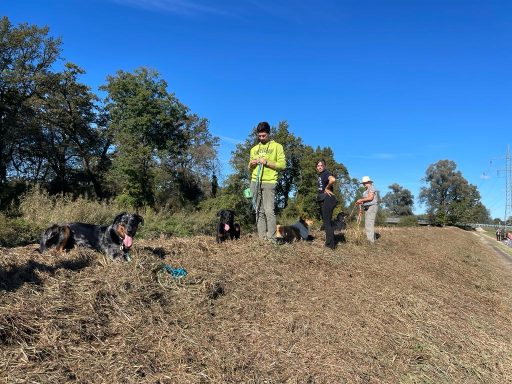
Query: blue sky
3 0 512 219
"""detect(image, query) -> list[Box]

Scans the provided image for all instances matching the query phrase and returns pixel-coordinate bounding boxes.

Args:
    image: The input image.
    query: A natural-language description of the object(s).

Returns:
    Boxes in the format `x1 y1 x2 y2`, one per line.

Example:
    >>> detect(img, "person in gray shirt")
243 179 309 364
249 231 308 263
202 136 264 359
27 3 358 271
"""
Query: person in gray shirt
356 176 378 244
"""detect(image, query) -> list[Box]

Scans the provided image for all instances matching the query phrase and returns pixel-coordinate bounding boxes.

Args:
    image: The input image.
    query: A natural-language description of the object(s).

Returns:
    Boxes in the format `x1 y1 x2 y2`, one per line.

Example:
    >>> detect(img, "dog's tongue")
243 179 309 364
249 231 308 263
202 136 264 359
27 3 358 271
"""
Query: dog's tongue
224 224 230 231
123 235 133 249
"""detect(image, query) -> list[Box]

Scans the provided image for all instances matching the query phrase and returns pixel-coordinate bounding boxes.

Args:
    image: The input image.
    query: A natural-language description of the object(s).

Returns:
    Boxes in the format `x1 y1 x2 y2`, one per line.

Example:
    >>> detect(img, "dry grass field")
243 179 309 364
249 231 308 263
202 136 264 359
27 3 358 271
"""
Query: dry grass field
1 226 512 383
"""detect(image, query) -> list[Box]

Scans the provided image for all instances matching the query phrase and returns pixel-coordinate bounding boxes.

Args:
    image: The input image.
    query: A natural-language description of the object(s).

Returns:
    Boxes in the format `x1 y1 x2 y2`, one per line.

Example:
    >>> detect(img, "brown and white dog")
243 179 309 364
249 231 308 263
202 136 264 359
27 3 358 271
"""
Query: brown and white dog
276 218 314 243
39 212 143 260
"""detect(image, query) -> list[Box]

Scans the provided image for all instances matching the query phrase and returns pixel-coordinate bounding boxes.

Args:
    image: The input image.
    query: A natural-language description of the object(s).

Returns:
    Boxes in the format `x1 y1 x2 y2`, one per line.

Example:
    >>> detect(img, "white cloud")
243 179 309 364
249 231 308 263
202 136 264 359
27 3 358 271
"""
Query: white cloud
353 152 414 160
219 135 243 145
110 0 312 20
110 0 235 16
373 153 397 160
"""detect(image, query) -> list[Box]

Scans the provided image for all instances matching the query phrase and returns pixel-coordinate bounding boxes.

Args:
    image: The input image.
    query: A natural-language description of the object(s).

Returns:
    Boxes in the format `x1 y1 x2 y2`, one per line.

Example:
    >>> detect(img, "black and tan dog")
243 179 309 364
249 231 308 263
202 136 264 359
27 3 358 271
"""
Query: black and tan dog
320 212 347 231
216 209 240 243
276 218 314 243
39 212 144 259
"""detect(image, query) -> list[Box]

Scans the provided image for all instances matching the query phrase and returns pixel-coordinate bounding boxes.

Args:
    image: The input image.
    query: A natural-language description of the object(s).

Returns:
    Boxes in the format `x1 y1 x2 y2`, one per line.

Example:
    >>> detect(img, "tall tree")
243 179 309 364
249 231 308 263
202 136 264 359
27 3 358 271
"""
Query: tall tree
225 121 352 222
101 67 218 209
272 121 304 210
381 183 414 216
419 160 490 225
292 145 352 220
155 113 219 208
20 63 110 197
228 121 306 215
0 17 61 184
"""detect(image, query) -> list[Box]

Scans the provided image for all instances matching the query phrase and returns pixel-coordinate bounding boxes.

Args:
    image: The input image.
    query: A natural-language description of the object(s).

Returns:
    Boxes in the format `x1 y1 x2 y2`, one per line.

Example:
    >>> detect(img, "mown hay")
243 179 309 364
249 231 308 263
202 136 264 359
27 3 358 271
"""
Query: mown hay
1 227 512 383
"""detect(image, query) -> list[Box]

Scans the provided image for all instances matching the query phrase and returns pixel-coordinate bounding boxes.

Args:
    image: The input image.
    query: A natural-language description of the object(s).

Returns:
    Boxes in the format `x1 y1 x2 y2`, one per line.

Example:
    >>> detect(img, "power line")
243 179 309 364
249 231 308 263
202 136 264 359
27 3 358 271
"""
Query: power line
497 145 512 229
506 146 512 228
477 157 504 220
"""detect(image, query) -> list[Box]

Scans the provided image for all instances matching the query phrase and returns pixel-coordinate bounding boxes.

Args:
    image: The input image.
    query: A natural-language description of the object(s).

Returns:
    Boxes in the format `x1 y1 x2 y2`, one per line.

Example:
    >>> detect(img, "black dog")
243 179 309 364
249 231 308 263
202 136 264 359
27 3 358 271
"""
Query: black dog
320 212 347 231
216 209 240 243
39 212 144 260
332 212 347 231
276 218 314 243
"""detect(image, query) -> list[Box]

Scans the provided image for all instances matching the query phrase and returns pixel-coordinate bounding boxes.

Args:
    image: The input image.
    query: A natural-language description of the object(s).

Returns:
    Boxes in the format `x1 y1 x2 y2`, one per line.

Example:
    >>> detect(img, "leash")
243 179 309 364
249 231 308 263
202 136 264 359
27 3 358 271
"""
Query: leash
347 204 357 220
251 163 263 213
346 203 363 227
163 264 187 278
356 205 363 227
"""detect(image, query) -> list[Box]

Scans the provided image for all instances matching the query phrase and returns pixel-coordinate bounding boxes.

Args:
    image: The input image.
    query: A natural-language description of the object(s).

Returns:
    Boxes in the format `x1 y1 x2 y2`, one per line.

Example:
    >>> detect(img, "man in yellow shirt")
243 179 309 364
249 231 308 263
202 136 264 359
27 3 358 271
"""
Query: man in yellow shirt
248 122 286 241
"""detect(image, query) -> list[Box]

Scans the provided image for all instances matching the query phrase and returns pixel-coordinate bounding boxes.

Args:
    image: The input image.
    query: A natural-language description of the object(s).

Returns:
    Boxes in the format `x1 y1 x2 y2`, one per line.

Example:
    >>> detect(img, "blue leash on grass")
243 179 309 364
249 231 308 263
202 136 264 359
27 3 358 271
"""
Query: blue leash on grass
163 264 187 278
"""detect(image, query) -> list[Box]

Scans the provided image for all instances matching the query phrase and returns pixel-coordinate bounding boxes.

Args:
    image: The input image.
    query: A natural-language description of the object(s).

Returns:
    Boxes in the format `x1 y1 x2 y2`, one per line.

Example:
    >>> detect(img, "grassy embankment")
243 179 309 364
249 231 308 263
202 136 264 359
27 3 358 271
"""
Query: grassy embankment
1 225 512 383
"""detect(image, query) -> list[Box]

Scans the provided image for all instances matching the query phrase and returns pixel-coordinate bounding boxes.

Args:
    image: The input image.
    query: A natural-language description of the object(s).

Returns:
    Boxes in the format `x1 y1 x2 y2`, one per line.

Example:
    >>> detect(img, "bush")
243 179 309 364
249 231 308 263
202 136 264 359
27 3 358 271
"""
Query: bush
136 209 217 238
4 187 259 246
198 192 255 231
19 187 120 228
398 215 419 227
0 214 40 247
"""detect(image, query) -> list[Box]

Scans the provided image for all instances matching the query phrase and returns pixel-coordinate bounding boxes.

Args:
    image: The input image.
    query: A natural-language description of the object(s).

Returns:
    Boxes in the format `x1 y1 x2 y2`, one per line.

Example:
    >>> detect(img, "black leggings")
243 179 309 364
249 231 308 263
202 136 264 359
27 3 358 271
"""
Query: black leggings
320 194 337 249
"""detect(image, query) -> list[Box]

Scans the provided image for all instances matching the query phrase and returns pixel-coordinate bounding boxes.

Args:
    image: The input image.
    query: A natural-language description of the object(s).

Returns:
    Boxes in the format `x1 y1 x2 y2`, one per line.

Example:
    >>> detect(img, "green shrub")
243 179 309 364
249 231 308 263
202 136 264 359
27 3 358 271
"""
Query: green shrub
0 214 40 247
198 191 254 230
19 187 123 228
9 187 256 245
113 208 220 239
398 215 419 227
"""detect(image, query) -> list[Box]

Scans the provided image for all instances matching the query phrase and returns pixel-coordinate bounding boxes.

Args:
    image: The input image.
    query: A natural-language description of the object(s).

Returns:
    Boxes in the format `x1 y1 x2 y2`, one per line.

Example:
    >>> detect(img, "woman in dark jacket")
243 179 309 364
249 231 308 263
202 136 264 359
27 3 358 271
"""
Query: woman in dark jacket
316 159 337 250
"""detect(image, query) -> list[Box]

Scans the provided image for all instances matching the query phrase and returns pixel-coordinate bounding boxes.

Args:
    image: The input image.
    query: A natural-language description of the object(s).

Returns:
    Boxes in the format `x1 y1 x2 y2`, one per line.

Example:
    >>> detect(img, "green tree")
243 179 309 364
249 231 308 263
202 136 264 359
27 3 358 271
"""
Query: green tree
224 121 353 224
227 121 309 218
101 67 218 209
272 121 305 210
419 160 490 225
291 145 353 221
0 17 61 184
381 183 414 216
450 185 491 224
24 63 110 197
154 113 219 209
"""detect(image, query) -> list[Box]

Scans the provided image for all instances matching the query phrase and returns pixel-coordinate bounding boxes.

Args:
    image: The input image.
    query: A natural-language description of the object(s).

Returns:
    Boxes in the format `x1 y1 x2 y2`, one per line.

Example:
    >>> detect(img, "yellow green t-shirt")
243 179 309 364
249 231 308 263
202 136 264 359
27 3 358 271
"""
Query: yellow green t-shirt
249 141 286 183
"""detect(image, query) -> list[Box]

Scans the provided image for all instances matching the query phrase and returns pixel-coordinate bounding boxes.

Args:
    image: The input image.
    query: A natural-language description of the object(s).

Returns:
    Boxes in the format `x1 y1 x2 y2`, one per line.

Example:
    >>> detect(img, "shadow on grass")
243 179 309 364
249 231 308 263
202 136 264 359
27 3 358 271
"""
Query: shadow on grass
0 256 93 292
142 246 167 259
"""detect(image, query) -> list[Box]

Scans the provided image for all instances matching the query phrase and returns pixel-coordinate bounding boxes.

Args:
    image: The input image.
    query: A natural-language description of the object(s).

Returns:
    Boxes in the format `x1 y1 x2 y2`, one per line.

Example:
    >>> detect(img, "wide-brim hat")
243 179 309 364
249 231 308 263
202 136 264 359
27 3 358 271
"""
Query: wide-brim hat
361 176 373 184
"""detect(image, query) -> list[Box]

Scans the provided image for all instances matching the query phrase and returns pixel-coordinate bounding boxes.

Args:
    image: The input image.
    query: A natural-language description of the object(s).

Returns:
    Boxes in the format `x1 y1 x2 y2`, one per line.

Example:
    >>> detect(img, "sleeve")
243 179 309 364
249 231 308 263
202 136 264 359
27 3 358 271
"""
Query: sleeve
248 146 256 167
274 143 286 171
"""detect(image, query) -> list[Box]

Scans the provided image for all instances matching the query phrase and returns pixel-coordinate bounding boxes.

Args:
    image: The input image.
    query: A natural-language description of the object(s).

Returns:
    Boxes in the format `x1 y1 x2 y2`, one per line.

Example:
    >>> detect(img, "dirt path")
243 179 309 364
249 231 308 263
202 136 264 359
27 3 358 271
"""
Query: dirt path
474 229 512 267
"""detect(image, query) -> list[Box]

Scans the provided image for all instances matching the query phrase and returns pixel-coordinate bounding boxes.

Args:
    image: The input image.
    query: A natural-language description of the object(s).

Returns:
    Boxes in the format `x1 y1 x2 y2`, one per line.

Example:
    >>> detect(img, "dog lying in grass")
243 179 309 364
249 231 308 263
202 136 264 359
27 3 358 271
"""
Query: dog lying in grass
39 212 144 260
216 209 241 243
276 218 314 243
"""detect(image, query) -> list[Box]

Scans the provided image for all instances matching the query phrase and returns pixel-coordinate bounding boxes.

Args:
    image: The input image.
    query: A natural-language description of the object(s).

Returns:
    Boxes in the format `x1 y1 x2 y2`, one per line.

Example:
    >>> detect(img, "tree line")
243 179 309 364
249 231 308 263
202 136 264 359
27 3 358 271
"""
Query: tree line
0 17 492 227
0 17 218 211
